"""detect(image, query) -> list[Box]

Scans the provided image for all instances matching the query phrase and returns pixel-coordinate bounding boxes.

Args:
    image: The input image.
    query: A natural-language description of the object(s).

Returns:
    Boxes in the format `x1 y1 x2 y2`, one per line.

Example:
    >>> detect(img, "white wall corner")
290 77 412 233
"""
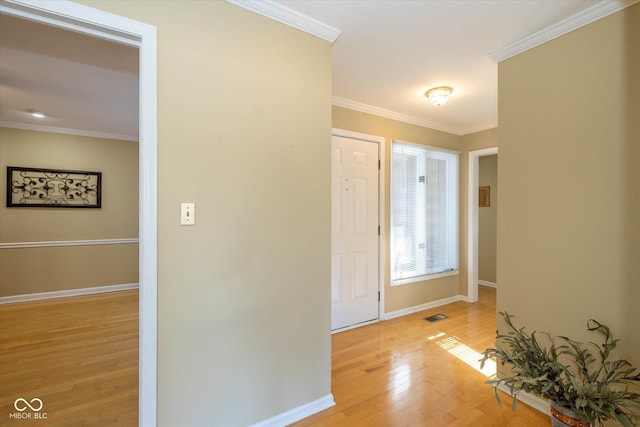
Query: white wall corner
249 394 335 427
225 0 341 43
459 295 472 303
489 0 639 62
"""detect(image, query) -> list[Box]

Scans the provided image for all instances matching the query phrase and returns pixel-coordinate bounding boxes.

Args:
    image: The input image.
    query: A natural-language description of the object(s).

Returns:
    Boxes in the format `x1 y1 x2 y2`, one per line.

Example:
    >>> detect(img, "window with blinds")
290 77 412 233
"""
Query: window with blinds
391 141 458 283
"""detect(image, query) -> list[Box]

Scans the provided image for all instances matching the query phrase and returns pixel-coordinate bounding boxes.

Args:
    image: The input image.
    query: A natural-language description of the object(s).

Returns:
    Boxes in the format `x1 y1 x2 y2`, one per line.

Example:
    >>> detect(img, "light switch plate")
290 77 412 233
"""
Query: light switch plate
180 202 195 225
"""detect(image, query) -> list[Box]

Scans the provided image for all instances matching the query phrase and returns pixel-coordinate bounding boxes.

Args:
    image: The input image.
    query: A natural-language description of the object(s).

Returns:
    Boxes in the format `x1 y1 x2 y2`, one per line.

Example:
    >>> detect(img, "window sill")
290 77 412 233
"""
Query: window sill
391 270 459 286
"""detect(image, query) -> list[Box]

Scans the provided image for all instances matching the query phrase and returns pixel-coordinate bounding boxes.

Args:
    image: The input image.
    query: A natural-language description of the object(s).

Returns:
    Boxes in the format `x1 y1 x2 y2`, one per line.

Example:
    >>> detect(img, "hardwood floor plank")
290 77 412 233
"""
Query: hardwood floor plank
1 286 550 426
0 290 138 426
291 286 550 426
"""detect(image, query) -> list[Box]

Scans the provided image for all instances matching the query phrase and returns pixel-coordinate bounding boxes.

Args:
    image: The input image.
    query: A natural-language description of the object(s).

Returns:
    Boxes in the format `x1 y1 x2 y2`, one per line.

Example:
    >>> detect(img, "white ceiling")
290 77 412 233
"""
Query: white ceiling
275 0 601 134
0 1 609 139
0 14 139 141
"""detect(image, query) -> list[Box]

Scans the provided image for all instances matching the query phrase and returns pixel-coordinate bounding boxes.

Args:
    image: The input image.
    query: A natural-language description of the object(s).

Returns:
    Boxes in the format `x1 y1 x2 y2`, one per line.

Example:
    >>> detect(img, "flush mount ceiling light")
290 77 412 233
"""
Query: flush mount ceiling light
425 86 453 106
26 109 46 118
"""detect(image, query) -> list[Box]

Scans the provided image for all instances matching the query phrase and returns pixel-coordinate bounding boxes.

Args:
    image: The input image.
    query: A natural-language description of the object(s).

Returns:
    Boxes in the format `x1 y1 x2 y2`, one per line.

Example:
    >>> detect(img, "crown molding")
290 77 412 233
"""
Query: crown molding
333 97 467 136
459 121 499 136
225 0 341 43
489 0 639 62
0 121 138 141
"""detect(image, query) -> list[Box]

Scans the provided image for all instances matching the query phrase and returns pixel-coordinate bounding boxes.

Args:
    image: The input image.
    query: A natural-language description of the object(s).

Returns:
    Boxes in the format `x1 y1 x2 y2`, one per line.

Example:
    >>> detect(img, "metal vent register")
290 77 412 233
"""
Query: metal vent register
424 313 448 322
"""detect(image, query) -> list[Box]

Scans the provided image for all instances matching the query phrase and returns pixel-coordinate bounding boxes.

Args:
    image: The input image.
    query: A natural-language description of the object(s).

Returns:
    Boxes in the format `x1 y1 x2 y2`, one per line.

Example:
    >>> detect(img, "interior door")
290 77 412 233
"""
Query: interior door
331 135 379 330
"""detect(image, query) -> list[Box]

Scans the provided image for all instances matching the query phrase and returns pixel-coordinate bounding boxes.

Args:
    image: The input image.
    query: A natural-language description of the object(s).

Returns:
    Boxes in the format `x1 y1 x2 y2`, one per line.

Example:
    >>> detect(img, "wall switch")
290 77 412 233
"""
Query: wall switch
180 202 195 225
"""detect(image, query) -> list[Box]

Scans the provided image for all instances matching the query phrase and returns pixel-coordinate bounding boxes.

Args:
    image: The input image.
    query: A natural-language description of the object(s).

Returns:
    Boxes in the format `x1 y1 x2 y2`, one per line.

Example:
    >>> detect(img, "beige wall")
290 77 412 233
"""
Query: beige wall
498 3 639 368
0 245 138 295
75 1 333 426
0 128 138 241
459 128 499 295
478 154 497 283
332 106 461 312
0 127 138 296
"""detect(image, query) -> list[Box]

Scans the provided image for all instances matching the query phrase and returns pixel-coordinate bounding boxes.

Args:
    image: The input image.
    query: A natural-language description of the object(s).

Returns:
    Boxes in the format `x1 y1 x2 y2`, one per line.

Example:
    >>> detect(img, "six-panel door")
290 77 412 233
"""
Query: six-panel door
331 135 379 331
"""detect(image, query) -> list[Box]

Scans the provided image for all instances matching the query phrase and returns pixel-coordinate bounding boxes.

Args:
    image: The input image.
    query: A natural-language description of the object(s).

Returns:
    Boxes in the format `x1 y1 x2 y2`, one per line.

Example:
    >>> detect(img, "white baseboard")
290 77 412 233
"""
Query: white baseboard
479 280 497 288
332 318 380 334
249 394 335 427
383 295 464 320
497 384 550 415
0 283 139 304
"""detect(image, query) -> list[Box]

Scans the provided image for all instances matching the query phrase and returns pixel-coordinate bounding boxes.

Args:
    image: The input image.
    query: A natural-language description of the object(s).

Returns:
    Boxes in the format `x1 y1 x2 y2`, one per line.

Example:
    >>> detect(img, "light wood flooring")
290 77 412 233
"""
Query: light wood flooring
291 286 550 427
0 287 549 426
0 291 138 426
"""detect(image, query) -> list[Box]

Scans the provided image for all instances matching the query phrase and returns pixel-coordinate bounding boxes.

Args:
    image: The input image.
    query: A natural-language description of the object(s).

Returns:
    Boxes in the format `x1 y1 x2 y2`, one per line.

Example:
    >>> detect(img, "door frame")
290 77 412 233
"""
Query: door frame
467 146 498 303
331 128 385 324
0 1 158 425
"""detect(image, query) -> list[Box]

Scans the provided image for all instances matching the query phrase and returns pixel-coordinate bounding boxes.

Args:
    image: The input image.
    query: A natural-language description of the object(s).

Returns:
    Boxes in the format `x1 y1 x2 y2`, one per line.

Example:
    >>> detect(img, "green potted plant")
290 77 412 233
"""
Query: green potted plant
481 312 640 427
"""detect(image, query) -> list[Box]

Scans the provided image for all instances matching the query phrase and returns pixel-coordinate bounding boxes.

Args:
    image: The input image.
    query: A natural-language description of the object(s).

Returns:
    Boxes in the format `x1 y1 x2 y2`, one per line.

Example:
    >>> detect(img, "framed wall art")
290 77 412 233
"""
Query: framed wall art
6 166 102 208
479 185 490 208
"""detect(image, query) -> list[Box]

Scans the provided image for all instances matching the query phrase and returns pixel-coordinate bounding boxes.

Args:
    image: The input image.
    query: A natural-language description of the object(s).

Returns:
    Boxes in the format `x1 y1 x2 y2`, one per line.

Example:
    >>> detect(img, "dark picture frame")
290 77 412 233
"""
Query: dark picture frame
6 166 102 208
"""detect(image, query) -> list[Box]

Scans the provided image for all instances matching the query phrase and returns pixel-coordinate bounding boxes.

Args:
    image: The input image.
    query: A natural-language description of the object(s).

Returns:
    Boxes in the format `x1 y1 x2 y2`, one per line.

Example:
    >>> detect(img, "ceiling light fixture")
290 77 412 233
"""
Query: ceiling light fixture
425 86 453 106
25 109 46 118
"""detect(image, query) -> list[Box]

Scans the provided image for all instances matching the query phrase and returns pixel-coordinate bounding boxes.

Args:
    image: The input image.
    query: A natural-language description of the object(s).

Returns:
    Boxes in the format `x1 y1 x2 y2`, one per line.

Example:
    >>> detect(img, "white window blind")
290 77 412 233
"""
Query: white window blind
391 141 458 282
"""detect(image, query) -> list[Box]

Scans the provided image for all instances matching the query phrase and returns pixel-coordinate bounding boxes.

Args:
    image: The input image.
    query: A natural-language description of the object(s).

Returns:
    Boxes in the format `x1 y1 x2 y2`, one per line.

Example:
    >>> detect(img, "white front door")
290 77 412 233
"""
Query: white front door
331 135 379 330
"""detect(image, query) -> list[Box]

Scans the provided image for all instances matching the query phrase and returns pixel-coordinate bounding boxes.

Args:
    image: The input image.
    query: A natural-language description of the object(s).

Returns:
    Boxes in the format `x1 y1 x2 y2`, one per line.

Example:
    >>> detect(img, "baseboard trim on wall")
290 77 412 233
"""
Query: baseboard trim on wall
383 295 465 320
0 238 139 249
478 280 497 288
0 283 139 304
249 394 335 427
332 318 380 334
497 384 550 416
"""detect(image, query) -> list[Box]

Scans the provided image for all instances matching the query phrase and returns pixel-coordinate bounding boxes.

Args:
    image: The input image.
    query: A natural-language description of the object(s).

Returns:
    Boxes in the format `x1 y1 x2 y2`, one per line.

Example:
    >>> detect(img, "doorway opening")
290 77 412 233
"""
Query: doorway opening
0 1 157 425
477 154 498 290
467 147 498 303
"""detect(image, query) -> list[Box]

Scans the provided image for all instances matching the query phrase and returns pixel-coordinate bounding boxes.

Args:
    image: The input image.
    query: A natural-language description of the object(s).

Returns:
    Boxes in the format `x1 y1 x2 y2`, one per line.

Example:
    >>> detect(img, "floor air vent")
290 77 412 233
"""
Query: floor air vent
424 313 448 322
